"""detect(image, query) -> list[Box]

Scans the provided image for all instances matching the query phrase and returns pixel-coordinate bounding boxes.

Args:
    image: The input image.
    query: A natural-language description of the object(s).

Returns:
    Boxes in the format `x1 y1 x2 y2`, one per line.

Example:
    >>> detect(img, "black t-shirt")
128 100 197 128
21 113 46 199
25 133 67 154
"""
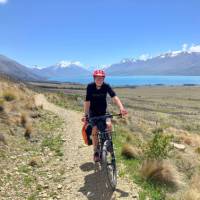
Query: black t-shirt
85 82 116 116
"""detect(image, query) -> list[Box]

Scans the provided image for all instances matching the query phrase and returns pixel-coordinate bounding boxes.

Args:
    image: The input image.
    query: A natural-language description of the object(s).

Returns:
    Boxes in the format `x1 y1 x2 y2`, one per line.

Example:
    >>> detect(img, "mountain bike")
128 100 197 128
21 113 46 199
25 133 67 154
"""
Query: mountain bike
88 113 122 191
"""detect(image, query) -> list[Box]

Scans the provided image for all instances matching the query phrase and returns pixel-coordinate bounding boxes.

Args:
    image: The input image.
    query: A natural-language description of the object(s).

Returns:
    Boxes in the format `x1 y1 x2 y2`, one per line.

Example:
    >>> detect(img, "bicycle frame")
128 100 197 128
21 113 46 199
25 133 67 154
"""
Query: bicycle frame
87 113 121 190
87 113 121 155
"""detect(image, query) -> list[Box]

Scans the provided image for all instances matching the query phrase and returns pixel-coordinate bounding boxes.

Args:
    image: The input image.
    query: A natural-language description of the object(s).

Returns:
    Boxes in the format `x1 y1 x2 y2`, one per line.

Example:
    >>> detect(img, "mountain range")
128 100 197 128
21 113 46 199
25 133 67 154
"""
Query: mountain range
0 48 200 81
0 55 45 81
32 61 90 79
106 51 200 76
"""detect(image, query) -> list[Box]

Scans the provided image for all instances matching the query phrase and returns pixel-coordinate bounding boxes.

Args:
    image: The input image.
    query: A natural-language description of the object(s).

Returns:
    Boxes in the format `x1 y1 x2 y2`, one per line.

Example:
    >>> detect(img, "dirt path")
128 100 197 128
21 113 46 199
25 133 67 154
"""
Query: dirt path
34 94 139 200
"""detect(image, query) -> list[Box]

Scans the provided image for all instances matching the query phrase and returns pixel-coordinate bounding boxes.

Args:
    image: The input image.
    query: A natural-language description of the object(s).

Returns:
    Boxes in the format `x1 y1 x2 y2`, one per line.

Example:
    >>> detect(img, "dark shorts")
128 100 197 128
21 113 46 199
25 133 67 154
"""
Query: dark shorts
89 118 111 134
89 111 111 130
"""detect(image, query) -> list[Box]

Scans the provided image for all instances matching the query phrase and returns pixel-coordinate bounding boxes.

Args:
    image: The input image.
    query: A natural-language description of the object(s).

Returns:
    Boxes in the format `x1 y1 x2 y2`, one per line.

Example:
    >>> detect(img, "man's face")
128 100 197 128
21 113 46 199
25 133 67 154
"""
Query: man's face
94 76 104 87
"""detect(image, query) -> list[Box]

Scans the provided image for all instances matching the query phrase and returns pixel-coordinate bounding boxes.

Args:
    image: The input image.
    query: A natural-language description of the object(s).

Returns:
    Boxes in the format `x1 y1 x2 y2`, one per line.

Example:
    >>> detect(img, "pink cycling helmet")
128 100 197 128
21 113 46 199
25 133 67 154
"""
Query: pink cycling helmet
93 70 106 77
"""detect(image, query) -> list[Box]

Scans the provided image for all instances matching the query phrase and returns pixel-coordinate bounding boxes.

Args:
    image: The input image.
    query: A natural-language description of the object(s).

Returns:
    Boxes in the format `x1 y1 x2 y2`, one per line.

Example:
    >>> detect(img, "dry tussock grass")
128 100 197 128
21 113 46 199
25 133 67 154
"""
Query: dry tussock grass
181 175 200 200
166 127 200 147
0 133 7 145
24 123 32 139
126 133 135 143
140 159 183 187
25 96 38 110
0 98 4 112
182 188 200 200
8 115 21 126
20 112 29 127
121 143 142 159
0 80 40 145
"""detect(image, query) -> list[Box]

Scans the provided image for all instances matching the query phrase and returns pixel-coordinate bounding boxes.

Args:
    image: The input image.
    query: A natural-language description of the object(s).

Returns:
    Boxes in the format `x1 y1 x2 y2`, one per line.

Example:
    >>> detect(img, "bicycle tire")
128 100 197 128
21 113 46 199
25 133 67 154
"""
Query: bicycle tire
102 140 117 190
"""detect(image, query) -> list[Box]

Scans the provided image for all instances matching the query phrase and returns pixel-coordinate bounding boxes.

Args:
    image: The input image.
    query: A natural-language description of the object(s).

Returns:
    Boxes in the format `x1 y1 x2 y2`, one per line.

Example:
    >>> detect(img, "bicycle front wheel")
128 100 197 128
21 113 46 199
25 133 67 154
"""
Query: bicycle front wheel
102 140 117 191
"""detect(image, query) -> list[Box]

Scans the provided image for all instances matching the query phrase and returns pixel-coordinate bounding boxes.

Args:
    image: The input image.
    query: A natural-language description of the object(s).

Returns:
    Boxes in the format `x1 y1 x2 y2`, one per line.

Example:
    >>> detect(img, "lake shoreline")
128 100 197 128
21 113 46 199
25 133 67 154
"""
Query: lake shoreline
27 81 200 91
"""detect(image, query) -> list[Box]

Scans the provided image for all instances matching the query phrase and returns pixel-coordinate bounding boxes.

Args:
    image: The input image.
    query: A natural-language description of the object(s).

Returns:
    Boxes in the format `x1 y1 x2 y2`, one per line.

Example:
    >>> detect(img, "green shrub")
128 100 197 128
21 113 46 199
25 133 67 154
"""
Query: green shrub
0 98 4 111
144 128 173 160
3 92 16 101
195 147 200 154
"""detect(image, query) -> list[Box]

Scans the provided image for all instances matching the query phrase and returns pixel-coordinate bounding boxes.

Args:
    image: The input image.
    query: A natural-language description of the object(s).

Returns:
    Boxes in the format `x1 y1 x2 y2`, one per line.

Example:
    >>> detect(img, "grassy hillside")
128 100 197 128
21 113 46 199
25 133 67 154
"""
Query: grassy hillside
0 77 66 199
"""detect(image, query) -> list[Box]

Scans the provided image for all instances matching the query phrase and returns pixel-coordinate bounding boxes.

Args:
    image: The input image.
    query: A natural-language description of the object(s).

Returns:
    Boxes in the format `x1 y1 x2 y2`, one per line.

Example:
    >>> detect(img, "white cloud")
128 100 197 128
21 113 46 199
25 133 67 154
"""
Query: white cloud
0 0 8 4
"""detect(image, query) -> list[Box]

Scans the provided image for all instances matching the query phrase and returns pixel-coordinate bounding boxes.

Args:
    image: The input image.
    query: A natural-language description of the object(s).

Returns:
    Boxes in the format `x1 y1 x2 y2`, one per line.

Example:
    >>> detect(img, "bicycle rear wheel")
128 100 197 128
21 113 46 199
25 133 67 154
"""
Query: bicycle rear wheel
102 140 117 191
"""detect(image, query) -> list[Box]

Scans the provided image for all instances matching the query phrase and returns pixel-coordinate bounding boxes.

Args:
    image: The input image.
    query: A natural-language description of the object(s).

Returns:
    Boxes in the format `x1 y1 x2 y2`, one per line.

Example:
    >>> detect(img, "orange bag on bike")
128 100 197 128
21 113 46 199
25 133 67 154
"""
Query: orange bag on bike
82 123 93 145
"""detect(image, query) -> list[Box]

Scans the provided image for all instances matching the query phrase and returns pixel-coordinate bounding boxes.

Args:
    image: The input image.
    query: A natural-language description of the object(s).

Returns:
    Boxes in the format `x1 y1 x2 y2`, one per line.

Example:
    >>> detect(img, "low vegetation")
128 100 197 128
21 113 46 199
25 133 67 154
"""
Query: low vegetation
121 143 142 159
45 91 83 112
0 77 65 199
3 91 16 101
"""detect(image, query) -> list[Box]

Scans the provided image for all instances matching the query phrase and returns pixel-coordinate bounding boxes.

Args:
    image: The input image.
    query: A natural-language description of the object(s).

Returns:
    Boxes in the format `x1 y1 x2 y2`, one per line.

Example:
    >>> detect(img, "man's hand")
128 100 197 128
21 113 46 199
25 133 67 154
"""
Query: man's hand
120 107 128 116
112 96 128 116
81 114 88 123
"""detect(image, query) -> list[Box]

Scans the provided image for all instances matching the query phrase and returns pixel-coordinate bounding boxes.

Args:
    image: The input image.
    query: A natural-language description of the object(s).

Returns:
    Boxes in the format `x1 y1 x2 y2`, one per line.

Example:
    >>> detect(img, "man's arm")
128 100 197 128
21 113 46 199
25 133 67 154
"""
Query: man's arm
112 96 128 115
84 84 91 115
81 101 90 122
81 84 91 122
106 83 127 116
84 101 90 116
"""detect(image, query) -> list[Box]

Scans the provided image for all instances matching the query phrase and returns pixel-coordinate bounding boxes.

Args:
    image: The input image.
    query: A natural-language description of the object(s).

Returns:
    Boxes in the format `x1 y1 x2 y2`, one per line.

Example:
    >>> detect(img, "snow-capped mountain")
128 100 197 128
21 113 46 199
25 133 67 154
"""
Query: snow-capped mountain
32 61 90 78
106 46 200 76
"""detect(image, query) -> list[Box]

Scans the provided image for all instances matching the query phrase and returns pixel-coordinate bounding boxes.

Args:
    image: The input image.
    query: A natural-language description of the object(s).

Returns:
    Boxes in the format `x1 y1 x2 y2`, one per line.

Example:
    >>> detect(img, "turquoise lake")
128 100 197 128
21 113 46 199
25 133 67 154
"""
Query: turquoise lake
48 76 200 86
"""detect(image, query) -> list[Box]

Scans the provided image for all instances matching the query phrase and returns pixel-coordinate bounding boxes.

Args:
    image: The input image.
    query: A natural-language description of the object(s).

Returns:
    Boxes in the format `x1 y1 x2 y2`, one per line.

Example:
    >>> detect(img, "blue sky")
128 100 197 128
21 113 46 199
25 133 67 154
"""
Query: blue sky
0 0 200 68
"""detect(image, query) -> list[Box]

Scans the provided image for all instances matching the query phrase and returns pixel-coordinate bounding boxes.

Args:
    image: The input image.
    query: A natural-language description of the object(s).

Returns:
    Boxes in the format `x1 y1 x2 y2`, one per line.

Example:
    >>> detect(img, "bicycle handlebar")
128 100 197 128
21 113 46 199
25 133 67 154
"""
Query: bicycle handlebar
87 113 122 121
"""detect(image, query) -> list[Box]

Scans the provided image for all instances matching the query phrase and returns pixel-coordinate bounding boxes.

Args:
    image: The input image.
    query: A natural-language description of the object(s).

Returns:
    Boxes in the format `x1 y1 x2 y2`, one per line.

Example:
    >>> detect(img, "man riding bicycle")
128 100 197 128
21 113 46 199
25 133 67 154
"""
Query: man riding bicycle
82 69 128 162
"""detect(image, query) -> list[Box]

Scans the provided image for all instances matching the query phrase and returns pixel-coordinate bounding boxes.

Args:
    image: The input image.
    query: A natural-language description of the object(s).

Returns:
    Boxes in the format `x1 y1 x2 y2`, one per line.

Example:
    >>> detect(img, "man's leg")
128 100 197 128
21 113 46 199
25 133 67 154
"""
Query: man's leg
92 126 98 151
106 118 112 133
92 126 100 162
106 119 113 153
